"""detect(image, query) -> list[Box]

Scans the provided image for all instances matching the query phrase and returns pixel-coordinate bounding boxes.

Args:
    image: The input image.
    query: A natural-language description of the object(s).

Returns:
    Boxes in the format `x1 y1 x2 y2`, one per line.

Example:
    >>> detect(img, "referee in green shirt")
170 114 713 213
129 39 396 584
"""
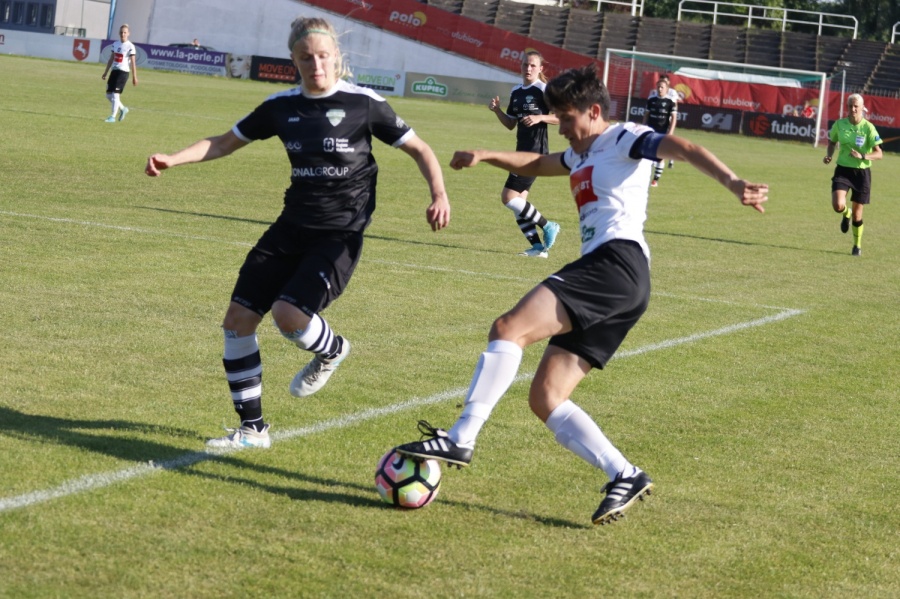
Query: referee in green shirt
823 93 883 256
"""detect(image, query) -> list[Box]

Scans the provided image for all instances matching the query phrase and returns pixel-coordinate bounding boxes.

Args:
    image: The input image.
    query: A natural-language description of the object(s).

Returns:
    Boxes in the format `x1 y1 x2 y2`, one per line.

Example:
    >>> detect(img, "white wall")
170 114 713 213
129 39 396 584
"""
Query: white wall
53 0 112 38
112 0 519 83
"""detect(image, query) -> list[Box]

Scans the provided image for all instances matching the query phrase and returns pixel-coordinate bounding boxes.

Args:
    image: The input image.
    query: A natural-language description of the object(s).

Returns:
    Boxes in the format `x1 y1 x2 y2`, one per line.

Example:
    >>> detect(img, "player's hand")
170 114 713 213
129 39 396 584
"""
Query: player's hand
133 77 139 86
488 96 501 112
823 155 832 164
101 73 107 80
520 115 537 127
449 150 480 170
426 196 451 231
145 154 172 177
733 181 768 213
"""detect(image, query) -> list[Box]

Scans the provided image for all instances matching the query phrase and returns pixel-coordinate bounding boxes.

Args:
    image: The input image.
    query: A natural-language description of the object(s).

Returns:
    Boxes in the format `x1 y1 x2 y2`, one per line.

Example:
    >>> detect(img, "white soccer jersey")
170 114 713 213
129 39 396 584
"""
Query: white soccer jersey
110 40 136 72
562 122 657 259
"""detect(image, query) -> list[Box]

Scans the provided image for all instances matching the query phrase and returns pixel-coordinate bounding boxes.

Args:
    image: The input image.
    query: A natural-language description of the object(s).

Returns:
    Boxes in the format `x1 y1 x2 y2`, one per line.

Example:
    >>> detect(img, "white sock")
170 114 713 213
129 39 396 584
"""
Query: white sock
280 314 339 356
505 196 527 216
545 399 638 481
448 340 523 446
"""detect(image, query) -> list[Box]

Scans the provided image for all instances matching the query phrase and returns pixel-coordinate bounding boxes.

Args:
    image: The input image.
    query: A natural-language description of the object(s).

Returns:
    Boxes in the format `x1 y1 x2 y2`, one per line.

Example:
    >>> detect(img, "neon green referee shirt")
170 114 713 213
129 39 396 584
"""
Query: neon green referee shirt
829 118 882 168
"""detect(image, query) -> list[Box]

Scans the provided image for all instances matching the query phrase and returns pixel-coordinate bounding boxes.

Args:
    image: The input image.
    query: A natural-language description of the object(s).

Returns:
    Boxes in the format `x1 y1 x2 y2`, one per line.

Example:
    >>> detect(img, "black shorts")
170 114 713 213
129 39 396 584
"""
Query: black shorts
230 217 363 317
106 70 129 94
831 165 872 204
503 172 536 193
542 240 651 369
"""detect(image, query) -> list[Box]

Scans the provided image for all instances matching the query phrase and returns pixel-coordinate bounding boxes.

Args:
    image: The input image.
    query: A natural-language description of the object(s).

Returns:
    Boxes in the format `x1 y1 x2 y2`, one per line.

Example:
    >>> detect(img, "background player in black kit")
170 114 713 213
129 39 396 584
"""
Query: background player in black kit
643 75 678 187
145 16 451 449
489 51 560 258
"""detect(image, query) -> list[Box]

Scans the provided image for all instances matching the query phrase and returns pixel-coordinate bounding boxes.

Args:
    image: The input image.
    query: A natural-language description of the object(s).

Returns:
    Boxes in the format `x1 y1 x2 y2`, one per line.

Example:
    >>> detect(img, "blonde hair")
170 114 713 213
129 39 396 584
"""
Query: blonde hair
847 93 864 107
288 17 351 80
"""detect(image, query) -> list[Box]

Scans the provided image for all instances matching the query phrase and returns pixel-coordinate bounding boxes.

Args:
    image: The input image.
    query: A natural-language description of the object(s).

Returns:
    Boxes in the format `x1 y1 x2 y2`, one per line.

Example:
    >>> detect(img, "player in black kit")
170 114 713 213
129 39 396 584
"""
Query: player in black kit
489 51 560 258
145 16 451 449
643 75 678 187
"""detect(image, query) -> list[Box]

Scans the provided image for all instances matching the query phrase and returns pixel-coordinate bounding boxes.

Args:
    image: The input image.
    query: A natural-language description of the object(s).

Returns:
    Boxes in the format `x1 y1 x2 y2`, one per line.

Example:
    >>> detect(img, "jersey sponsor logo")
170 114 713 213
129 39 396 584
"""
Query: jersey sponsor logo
570 166 598 209
284 141 302 152
292 166 351 178
395 116 407 129
326 109 346 126
323 138 354 153
288 116 300 123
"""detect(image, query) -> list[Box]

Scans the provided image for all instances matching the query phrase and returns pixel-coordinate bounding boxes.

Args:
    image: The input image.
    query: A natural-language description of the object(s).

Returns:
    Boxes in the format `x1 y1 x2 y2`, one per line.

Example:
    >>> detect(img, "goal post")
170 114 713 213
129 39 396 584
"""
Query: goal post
603 48 830 148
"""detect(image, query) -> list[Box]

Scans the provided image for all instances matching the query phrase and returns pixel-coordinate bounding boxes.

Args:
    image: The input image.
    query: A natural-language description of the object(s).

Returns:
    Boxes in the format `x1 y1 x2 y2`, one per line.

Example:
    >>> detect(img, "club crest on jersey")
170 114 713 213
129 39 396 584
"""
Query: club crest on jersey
395 116 407 129
326 109 346 126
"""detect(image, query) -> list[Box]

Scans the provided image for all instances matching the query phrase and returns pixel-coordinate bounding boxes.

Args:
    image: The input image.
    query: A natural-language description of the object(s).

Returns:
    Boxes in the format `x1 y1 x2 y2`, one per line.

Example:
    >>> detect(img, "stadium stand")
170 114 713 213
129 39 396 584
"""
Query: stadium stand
709 24 745 63
460 0 500 24
673 21 712 59
528 4 569 47
635 17 678 56
599 13 639 56
781 30 818 71
744 29 781 68
494 0 535 36
562 8 604 58
421 0 894 94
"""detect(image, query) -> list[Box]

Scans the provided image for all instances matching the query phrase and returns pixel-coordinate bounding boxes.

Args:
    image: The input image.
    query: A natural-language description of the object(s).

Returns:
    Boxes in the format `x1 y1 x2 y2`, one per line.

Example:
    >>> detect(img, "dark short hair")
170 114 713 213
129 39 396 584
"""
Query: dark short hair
544 64 610 120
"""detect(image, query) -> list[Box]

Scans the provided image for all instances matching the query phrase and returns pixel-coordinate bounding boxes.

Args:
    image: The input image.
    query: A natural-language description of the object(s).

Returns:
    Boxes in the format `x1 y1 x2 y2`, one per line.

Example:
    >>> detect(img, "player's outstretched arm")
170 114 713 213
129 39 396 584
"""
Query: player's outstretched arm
450 150 568 178
656 136 768 213
399 135 451 231
145 131 248 177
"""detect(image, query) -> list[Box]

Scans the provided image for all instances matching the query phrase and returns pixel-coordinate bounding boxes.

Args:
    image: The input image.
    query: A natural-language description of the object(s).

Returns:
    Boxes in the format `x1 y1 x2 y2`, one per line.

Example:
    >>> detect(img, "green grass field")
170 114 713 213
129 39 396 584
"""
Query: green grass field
1 54 898 598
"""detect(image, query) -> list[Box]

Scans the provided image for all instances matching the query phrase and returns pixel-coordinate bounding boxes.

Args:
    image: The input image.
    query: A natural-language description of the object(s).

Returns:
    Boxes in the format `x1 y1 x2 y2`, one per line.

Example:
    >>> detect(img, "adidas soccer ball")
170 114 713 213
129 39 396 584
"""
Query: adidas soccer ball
375 449 442 509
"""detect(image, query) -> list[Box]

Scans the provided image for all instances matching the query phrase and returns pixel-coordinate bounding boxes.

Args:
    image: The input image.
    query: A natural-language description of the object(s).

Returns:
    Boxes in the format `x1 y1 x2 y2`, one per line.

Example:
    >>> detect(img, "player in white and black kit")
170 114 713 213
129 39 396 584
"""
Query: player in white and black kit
643 75 679 186
396 65 767 525
101 24 138 123
489 51 560 258
145 17 451 449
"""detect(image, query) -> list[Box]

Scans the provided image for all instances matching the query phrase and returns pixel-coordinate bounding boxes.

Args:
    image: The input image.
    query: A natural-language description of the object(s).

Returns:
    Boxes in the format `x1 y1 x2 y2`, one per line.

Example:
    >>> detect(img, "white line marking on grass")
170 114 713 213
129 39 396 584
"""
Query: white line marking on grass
0 210 253 247
0 305 803 514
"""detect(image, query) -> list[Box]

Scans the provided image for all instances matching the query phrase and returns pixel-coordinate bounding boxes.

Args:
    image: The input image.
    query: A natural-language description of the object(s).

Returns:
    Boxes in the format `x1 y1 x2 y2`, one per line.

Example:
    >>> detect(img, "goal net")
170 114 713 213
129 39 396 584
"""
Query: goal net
603 49 831 147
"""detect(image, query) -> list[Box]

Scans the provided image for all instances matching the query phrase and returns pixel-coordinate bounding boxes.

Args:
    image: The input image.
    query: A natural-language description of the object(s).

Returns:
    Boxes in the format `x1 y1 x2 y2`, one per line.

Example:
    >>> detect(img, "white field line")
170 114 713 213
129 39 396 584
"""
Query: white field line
0 210 805 512
0 307 803 514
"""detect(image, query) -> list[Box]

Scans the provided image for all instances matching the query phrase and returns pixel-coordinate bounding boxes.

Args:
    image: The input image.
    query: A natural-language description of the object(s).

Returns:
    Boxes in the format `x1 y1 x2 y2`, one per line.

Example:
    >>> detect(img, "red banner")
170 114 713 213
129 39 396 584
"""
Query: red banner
301 0 595 78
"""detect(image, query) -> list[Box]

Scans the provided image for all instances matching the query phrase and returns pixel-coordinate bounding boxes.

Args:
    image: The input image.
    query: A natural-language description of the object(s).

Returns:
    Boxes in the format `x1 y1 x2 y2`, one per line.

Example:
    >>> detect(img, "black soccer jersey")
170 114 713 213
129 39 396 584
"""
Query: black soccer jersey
506 81 551 154
233 80 414 231
645 95 677 134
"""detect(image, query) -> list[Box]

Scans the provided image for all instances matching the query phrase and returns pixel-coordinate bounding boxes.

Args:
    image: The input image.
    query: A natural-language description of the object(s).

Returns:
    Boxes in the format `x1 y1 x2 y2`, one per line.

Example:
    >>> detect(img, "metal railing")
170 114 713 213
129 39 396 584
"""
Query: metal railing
892 21 900 44
593 1 644 16
677 0 857 39
54 26 87 37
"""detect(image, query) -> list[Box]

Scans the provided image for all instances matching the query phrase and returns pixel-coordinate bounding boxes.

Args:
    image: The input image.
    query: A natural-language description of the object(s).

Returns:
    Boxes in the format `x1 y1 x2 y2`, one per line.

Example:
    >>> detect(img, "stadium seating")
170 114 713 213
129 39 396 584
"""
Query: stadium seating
425 0 894 94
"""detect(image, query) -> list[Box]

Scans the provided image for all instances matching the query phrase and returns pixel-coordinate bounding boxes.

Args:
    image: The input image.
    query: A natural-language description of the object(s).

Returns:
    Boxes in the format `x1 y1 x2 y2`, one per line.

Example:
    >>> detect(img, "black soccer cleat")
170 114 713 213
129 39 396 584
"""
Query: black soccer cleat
395 420 473 469
592 471 654 525
841 215 850 234
851 246 861 256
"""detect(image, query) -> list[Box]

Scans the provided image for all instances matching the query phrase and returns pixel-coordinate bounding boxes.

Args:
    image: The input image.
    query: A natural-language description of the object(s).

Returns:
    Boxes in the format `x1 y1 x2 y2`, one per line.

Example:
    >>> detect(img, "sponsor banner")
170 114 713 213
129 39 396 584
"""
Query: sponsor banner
405 72 512 105
301 0 593 78
353 68 404 96
742 113 825 142
101 40 227 76
250 56 299 83
0 29 102 62
627 100 742 134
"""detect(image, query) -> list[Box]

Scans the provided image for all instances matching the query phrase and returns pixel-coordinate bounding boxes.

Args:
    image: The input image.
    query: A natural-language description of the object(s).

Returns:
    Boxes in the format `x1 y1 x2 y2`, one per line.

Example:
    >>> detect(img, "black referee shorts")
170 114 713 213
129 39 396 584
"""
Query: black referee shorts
542 239 651 369
832 165 872 204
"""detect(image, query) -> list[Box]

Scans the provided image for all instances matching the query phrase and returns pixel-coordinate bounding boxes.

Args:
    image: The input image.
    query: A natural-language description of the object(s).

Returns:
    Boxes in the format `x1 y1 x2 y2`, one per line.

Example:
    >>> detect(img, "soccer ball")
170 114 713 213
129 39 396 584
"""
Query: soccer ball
374 449 442 509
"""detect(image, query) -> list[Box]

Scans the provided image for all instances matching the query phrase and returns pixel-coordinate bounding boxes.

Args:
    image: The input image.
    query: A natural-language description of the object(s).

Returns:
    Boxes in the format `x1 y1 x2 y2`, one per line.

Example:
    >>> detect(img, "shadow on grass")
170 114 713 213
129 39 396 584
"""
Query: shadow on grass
646 228 847 255
136 206 510 255
191 456 588 530
0 406 585 528
0 406 202 462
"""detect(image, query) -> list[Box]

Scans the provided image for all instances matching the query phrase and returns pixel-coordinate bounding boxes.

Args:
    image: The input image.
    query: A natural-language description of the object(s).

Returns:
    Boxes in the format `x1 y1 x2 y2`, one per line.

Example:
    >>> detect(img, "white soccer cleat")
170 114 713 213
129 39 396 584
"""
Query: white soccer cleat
290 337 351 398
206 424 271 449
518 243 548 258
